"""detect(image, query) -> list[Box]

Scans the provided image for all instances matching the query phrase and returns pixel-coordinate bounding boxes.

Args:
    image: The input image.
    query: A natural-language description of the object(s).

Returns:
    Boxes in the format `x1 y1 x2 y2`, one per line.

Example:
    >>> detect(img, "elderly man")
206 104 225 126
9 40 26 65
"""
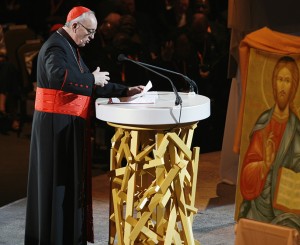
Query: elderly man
25 6 144 244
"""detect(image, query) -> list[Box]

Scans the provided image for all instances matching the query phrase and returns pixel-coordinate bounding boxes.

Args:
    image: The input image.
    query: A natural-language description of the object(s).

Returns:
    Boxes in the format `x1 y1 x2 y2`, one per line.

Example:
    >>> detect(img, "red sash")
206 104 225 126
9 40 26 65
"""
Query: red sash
35 87 91 119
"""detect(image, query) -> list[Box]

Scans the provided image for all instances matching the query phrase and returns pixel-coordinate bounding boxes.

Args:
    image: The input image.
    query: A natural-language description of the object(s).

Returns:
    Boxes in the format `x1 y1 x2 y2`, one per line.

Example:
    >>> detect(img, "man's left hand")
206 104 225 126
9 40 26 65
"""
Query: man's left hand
127 85 144 97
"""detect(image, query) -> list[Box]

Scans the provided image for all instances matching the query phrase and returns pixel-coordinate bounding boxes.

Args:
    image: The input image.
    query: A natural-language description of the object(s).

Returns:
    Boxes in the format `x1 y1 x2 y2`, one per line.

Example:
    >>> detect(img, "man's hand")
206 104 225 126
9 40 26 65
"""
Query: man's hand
264 131 275 168
127 85 144 96
93 67 110 87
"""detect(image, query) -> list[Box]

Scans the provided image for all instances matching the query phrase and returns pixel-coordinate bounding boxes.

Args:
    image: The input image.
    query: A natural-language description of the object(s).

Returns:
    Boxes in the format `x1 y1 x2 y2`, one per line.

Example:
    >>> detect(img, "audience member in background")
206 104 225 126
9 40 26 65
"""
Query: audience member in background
188 13 220 87
0 51 21 133
187 11 230 152
112 14 150 86
155 0 192 45
0 0 26 24
154 12 221 95
150 35 191 92
191 0 229 54
0 25 21 134
187 12 228 152
24 0 74 38
155 11 227 152
82 12 122 79
25 6 144 244
92 0 123 22
117 0 158 57
191 0 211 17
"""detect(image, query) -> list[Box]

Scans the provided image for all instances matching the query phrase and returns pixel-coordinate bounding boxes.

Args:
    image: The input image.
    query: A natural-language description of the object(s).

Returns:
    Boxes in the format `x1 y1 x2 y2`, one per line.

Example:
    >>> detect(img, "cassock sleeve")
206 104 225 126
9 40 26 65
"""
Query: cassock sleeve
94 82 128 98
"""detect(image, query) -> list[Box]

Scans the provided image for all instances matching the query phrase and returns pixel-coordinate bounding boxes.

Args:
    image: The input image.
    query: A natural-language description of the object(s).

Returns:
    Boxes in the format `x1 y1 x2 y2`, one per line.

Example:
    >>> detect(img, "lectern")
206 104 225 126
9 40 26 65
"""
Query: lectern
95 92 210 244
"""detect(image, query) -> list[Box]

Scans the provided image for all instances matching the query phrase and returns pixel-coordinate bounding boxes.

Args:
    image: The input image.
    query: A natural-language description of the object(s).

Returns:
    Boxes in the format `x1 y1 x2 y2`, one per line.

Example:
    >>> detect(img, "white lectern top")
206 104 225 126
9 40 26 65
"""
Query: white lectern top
95 92 210 125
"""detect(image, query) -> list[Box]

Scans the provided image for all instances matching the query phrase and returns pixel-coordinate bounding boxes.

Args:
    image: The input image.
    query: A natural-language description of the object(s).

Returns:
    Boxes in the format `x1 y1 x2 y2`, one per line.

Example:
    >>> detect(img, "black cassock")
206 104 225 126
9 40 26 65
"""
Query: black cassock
25 28 128 245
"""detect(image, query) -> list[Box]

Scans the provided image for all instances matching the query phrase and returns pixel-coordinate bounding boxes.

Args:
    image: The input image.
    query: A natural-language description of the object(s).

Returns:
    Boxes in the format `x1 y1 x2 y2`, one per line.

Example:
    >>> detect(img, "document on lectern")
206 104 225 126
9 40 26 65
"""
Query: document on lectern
109 81 158 104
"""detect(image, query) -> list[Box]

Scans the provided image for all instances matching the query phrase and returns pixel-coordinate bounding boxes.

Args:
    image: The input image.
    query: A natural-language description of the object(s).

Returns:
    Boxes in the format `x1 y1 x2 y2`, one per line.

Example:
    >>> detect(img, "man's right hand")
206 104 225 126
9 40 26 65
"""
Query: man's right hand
93 67 110 87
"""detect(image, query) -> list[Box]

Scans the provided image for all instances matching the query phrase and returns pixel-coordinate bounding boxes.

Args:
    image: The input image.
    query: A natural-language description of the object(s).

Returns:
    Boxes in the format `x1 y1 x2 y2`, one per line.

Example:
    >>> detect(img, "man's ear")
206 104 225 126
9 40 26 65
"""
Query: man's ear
72 22 79 31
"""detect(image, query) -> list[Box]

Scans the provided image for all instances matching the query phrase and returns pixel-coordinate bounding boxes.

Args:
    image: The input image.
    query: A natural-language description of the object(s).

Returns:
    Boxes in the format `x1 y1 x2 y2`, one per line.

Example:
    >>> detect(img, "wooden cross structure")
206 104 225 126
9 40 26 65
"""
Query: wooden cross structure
106 121 201 245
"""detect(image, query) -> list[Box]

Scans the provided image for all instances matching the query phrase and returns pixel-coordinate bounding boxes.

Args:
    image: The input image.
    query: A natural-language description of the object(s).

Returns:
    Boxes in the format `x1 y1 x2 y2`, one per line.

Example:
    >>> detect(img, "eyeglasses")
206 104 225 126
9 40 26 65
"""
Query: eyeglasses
78 22 96 35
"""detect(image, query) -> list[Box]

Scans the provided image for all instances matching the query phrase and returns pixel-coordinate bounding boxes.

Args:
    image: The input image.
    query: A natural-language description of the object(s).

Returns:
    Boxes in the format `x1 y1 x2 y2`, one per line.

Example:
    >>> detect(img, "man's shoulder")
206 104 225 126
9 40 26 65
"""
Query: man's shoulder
255 108 273 124
40 33 65 52
42 32 63 44
290 111 300 131
250 109 273 134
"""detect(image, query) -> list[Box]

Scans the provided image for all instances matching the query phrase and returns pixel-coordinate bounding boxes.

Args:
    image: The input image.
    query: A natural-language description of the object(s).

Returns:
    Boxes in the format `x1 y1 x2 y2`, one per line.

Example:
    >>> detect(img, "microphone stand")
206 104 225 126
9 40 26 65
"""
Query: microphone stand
134 60 199 94
121 57 182 106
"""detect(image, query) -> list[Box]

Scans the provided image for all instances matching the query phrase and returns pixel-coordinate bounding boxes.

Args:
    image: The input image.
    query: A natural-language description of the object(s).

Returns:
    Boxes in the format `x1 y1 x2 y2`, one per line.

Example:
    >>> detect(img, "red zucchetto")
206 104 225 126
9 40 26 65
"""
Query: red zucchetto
66 6 91 22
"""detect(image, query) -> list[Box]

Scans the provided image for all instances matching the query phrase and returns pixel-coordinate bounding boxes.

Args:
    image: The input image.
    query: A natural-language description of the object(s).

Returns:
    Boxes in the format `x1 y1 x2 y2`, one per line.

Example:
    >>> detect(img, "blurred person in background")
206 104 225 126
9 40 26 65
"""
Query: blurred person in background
0 24 21 134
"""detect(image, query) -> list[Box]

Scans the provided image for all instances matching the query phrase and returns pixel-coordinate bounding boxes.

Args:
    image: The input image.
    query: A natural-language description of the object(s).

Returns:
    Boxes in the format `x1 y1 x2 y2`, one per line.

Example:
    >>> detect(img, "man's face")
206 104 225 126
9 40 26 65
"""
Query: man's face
276 67 292 110
100 13 121 41
75 15 97 47
194 0 210 16
178 0 189 12
121 0 135 14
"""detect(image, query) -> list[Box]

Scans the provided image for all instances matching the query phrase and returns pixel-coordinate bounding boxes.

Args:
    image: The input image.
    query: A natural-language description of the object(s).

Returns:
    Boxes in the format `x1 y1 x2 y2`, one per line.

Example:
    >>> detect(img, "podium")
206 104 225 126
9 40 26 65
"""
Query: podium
95 92 210 244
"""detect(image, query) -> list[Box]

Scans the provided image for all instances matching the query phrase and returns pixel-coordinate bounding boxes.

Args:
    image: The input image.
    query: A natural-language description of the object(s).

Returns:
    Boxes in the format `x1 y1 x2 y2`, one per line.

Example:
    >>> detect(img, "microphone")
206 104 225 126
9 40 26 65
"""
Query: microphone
118 54 182 106
118 54 198 94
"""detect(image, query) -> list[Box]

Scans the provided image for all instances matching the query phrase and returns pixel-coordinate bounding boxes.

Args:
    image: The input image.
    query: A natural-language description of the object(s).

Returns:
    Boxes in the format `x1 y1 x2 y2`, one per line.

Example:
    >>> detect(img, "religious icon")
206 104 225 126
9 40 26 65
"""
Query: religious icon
236 49 300 230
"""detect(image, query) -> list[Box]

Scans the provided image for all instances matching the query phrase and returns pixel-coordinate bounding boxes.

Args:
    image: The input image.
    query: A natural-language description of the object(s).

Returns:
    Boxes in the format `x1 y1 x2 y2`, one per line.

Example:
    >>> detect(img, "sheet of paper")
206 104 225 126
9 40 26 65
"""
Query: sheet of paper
130 81 153 99
109 81 157 104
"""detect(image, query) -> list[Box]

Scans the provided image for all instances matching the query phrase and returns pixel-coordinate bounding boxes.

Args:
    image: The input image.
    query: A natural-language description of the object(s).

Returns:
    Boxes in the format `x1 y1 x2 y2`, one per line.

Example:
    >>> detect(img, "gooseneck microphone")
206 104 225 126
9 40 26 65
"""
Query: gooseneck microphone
129 59 198 94
118 54 182 106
